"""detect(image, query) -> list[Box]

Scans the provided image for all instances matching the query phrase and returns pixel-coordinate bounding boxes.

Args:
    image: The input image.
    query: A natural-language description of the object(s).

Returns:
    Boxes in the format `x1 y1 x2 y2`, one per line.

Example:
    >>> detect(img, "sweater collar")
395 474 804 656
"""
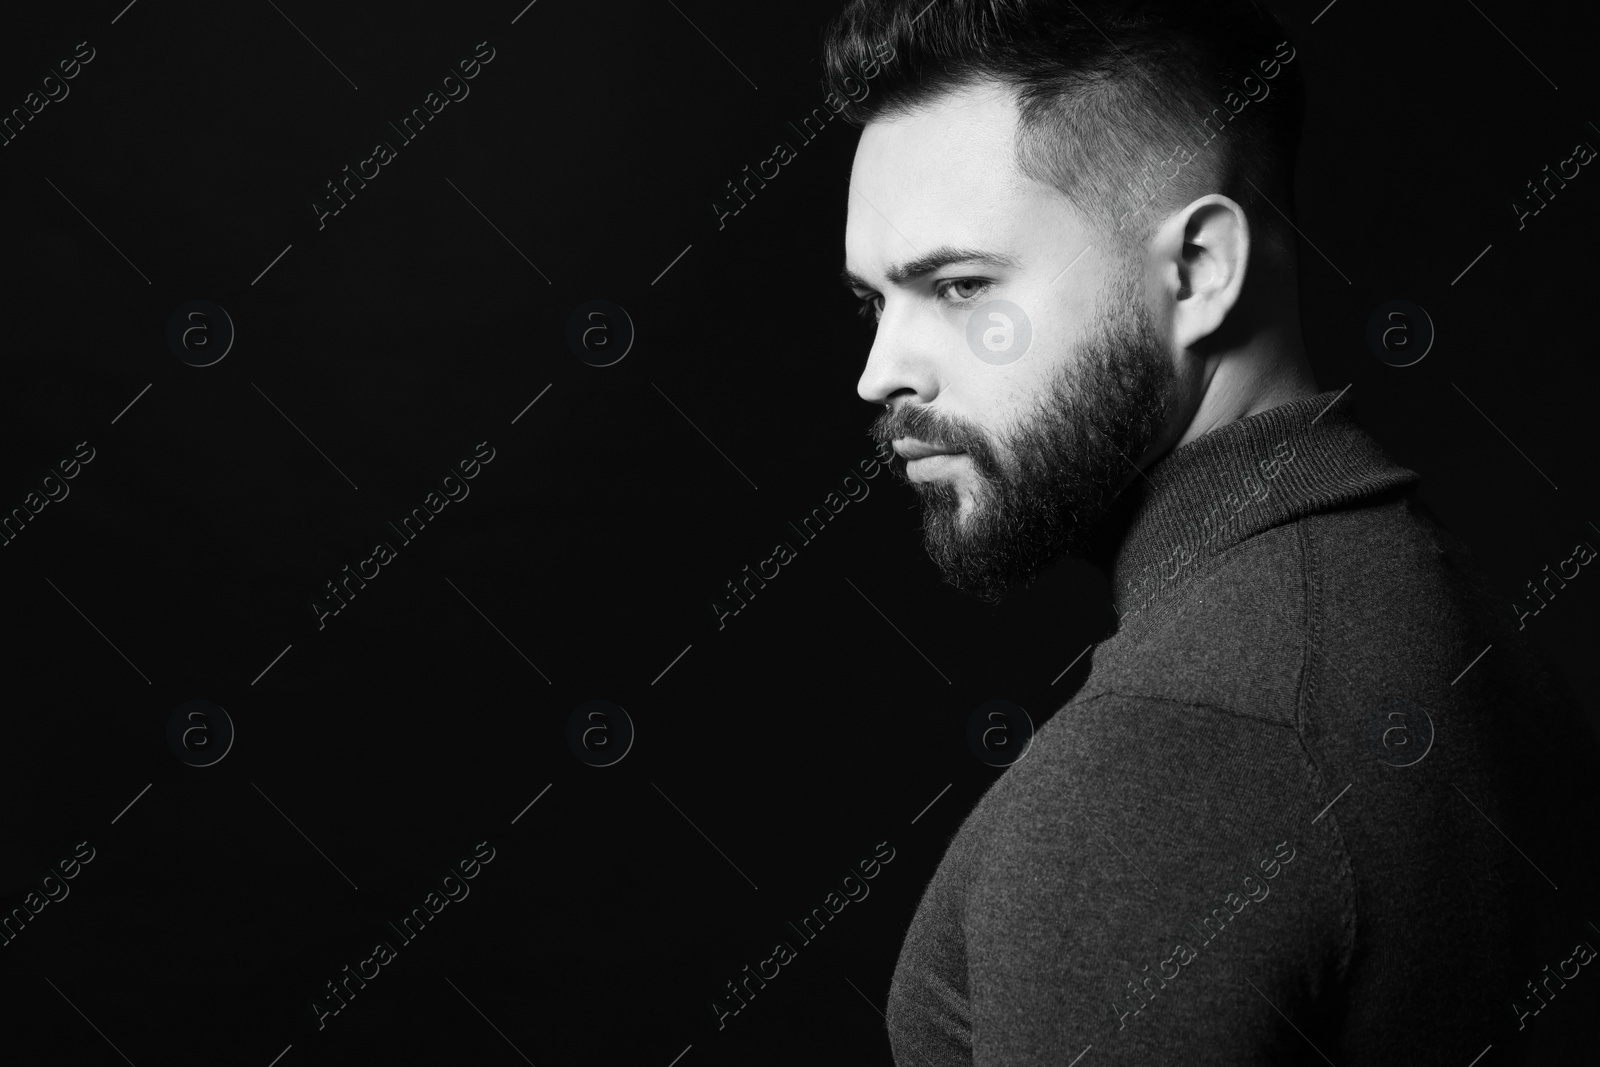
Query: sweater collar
1089 388 1420 629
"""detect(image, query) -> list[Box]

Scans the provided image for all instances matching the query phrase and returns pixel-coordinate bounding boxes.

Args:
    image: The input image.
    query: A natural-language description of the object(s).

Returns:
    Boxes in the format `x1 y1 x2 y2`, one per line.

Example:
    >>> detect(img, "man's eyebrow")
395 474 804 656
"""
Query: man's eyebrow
839 246 1024 291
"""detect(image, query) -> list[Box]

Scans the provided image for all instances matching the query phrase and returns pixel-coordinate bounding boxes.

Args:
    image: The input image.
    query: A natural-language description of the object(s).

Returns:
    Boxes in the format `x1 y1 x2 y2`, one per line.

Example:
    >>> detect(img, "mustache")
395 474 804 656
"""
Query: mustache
870 403 979 454
870 403 1004 483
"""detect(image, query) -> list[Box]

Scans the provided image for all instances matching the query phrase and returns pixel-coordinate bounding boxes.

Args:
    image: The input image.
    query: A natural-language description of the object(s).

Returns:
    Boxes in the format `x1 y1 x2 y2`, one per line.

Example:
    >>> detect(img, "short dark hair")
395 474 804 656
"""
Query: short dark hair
821 0 1306 257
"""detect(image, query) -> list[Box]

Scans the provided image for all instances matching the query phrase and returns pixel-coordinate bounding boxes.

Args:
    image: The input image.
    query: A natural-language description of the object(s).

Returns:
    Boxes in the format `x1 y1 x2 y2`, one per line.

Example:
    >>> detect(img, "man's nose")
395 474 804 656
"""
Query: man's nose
857 307 941 407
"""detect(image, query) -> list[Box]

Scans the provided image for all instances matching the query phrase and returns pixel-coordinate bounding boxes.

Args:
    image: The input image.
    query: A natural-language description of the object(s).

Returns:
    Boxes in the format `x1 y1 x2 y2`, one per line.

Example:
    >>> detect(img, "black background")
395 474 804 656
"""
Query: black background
0 1 1596 1064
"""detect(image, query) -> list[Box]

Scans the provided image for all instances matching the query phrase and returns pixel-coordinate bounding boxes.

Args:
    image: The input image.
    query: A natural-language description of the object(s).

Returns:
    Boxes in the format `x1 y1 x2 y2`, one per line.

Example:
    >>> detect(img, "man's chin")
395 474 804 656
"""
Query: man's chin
921 515 1025 603
926 551 1029 603
910 490 972 528
918 495 1095 602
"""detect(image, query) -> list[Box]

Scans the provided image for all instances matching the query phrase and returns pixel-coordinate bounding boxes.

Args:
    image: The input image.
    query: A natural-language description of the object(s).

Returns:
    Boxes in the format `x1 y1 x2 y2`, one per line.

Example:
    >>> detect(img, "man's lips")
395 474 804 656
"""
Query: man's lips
893 439 965 461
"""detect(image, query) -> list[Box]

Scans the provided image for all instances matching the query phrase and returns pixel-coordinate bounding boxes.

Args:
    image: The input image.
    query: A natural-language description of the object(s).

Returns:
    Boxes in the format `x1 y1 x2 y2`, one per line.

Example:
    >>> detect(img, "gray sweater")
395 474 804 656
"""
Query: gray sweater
886 389 1600 1065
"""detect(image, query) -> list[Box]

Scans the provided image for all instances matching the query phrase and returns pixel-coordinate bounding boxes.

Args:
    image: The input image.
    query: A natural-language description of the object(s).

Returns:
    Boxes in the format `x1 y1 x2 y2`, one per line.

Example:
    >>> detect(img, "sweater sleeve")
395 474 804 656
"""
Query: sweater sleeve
959 692 1352 1067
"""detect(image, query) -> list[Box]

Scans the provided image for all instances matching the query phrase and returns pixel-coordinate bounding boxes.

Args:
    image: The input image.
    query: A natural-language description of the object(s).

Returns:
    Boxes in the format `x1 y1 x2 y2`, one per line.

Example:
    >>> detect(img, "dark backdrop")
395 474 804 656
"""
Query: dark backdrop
0 1 1595 1064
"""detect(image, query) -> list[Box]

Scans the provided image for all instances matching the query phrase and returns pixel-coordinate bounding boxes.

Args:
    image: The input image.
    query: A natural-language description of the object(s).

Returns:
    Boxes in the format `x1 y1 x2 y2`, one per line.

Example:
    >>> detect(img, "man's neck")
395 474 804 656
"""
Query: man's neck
1172 334 1320 452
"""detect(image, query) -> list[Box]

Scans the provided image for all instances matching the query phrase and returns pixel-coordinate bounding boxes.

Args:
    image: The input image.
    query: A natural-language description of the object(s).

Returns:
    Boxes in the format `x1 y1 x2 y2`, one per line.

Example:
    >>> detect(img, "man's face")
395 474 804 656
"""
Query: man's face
844 84 1179 601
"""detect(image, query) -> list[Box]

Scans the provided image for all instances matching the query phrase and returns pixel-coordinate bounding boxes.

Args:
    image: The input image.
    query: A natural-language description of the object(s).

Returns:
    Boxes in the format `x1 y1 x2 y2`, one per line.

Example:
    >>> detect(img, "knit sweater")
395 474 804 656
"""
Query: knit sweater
885 389 1600 1066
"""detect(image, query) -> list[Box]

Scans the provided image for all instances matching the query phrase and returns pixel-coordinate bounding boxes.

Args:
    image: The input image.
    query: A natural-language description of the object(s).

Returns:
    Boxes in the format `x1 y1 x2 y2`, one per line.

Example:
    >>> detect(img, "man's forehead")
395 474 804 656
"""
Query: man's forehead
844 86 1080 286
848 84 1024 207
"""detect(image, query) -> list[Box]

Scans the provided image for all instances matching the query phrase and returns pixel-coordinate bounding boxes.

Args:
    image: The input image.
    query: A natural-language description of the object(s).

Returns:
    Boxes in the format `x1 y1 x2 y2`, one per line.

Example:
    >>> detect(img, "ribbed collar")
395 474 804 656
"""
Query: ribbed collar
1089 388 1420 631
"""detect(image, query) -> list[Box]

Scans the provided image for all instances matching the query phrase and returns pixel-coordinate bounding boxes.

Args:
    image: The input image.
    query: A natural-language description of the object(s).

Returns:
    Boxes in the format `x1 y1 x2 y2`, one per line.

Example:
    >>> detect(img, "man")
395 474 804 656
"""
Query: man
825 1 1600 1063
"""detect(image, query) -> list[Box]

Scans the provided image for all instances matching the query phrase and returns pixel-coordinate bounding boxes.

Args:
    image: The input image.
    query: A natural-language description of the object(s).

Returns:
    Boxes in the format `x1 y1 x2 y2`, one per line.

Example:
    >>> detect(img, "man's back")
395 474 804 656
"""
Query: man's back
887 390 1600 1065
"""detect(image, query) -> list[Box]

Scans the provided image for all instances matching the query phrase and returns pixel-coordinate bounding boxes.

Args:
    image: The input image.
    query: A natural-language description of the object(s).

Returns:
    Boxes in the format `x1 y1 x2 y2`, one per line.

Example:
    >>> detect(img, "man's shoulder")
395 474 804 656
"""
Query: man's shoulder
1089 490 1523 722
970 689 1313 846
953 688 1342 952
1187 488 1481 641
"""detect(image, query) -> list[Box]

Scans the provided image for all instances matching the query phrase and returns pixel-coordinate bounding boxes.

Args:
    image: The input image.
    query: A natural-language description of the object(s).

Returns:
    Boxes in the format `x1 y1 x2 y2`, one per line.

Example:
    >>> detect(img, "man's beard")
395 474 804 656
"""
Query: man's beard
870 277 1176 602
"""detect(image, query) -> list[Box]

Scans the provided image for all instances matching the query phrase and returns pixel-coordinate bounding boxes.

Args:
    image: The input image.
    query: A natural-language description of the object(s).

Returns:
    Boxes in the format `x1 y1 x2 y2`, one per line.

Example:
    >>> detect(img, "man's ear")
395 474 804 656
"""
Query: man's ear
1164 195 1249 351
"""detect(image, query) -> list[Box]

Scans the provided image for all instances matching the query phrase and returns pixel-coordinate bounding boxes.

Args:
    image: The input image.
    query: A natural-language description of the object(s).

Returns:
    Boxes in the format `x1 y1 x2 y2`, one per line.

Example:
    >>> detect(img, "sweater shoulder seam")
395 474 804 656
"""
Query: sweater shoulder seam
1068 687 1296 731
1293 517 1359 985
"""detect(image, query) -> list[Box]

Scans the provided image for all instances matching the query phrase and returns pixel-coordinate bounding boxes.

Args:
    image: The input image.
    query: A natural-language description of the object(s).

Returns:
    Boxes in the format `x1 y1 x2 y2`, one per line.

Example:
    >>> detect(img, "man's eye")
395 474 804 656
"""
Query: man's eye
938 279 990 302
856 295 882 322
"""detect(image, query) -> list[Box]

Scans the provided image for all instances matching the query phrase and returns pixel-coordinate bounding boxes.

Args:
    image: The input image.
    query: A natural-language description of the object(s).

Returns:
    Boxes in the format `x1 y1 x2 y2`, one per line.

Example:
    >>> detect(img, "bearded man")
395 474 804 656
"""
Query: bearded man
828 1 1600 1063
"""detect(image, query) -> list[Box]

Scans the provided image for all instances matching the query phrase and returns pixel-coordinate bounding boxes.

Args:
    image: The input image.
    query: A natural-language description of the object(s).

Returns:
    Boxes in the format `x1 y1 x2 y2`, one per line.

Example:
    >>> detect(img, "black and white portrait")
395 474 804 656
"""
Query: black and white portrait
1 2 1596 1064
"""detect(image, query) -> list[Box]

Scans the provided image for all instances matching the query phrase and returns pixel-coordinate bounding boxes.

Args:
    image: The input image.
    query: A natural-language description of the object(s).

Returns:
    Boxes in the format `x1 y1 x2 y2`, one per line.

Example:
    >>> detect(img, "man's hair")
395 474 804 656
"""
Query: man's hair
820 0 1306 258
